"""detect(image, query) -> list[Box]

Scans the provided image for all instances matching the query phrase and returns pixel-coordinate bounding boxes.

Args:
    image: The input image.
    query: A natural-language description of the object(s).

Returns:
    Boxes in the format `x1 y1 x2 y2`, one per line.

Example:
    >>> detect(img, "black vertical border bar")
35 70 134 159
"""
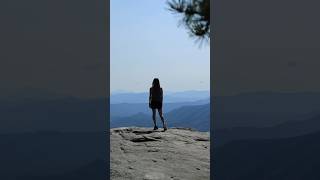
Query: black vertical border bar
106 0 110 179
210 0 214 179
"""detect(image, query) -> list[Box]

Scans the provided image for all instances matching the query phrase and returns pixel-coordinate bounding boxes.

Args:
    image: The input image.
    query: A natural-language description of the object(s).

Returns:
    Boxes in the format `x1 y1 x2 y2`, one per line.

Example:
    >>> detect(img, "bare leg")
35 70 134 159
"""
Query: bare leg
158 108 167 131
152 109 158 130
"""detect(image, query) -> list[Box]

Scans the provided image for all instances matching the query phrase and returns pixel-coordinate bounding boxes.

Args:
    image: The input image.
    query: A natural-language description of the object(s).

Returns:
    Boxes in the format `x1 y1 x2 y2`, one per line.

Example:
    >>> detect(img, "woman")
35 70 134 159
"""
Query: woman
149 78 167 131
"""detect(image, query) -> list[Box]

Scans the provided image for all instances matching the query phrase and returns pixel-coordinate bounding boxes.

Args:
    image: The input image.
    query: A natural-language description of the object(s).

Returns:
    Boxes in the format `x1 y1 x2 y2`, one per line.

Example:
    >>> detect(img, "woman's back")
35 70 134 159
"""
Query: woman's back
150 87 163 102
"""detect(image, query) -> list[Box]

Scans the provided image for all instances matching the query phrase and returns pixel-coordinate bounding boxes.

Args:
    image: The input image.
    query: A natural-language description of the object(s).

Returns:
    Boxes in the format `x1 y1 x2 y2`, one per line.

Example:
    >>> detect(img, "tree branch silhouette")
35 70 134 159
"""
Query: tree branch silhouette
167 0 210 43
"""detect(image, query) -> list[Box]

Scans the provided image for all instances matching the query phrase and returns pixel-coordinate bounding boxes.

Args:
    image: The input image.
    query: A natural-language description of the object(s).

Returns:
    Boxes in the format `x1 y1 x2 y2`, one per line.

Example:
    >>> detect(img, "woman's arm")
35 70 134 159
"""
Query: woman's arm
160 88 163 102
149 88 152 108
149 88 152 103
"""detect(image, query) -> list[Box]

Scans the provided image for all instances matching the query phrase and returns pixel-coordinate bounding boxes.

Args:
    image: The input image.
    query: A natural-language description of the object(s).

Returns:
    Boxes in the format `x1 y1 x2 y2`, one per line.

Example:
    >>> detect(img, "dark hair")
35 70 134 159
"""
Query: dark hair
152 78 161 89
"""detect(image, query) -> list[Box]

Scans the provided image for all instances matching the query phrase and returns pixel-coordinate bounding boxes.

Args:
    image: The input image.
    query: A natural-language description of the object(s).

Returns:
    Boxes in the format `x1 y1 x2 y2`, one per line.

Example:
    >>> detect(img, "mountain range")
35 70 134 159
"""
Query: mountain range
110 90 209 104
2 91 320 179
111 104 210 131
214 92 320 128
215 114 320 146
111 99 209 117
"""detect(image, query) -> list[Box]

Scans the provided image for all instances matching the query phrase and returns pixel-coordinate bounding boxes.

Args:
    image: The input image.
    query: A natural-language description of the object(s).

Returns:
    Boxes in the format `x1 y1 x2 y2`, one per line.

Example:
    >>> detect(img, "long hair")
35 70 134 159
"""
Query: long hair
152 78 161 89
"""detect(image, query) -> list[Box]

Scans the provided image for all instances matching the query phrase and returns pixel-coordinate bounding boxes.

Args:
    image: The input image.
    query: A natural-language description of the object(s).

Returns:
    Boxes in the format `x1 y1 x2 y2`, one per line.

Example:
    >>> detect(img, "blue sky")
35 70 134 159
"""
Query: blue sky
111 0 210 93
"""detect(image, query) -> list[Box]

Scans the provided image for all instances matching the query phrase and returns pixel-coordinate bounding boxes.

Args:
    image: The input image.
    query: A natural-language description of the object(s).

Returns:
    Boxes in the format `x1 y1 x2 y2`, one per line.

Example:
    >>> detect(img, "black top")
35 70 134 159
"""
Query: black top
149 87 163 102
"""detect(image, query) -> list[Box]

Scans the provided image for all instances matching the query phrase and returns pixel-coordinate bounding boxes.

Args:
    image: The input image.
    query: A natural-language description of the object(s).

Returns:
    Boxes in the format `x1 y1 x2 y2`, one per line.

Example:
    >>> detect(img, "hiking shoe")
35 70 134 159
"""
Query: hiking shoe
153 126 158 130
163 123 167 131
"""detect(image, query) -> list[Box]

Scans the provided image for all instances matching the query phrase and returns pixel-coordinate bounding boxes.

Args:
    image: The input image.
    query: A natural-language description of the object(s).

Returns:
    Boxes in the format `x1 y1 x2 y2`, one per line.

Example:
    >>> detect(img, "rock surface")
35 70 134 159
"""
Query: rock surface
111 127 210 180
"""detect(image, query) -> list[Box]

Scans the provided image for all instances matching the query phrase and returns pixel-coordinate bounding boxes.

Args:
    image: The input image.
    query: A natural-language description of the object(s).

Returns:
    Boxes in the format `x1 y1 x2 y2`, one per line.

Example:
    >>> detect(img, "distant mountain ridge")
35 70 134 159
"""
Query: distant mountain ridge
111 104 210 131
214 92 320 128
215 114 320 146
213 92 320 179
0 98 107 133
111 90 209 104
2 92 320 133
111 99 209 117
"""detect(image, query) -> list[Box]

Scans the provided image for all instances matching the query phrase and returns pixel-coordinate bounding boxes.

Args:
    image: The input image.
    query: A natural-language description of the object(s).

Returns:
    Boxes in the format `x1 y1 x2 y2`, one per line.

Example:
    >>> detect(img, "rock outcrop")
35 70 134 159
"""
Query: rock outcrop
111 127 210 180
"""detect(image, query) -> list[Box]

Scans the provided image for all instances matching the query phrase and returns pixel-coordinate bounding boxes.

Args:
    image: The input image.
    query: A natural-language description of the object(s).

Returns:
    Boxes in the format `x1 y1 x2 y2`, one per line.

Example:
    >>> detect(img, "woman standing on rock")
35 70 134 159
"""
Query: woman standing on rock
149 78 168 131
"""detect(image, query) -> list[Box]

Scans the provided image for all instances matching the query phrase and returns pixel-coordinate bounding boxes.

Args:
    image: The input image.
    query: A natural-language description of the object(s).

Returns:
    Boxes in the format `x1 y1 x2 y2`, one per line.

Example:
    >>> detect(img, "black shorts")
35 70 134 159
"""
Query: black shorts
150 101 162 109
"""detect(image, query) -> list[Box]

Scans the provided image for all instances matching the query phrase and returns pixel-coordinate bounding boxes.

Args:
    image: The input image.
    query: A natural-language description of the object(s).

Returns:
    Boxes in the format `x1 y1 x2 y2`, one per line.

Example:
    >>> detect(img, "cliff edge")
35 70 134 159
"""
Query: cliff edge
111 127 210 180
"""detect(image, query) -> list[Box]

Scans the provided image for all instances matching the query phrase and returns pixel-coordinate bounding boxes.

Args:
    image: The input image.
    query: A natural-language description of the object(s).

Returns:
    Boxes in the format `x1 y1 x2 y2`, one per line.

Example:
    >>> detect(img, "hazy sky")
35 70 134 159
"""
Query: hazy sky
110 0 210 93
